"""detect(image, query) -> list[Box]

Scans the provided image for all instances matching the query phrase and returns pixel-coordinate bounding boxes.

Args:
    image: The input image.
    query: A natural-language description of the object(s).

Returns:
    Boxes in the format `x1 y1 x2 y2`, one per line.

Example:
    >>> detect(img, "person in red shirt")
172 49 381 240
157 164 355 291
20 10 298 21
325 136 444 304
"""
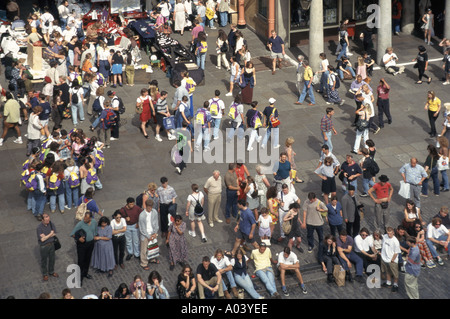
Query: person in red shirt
368 175 394 232
235 160 250 201
392 0 402 35
376 78 392 128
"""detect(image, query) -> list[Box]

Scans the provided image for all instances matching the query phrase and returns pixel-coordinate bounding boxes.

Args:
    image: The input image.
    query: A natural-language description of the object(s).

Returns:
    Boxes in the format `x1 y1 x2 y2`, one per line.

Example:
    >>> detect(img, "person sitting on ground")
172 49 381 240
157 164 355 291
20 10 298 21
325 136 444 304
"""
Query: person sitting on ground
277 246 307 296
196 255 224 299
249 242 280 299
382 47 405 75
318 234 340 284
426 217 450 266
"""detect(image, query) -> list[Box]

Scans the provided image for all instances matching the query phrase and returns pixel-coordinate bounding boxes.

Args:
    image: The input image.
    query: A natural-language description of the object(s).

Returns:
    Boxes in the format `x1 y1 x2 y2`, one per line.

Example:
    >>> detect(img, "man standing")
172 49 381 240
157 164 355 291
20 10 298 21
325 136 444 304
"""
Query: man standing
296 55 305 95
267 30 285 75
405 237 421 299
261 98 280 149
341 185 362 237
273 152 292 194
320 107 338 153
392 0 402 36
204 170 223 227
336 229 365 283
138 199 159 270
224 163 239 224
381 227 402 292
108 91 121 141
196 256 224 299
368 175 394 232
208 90 225 140
70 211 97 284
399 158 427 208
340 154 362 194
231 199 259 257
58 0 70 30
277 184 301 242
277 246 307 296
295 60 315 106
120 197 142 261
250 243 280 298
301 192 328 253
376 78 392 128
317 144 340 169
172 80 189 112
0 91 22 146
157 177 177 238
194 101 212 152
37 212 59 281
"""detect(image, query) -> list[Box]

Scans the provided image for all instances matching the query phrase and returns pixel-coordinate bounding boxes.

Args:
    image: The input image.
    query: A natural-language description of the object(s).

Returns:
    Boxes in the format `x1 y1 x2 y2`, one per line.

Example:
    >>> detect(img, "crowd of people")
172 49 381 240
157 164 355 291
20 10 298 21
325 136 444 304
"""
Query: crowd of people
1 0 450 300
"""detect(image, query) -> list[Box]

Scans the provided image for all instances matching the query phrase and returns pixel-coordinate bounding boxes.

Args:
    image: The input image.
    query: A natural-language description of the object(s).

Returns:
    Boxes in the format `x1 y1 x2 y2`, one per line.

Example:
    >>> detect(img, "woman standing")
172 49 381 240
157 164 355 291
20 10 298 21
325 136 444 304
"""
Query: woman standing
124 51 136 87
97 41 110 84
245 176 260 219
314 156 338 205
136 88 154 139
91 216 116 278
316 53 329 95
336 24 349 62
69 79 84 126
81 53 93 76
282 202 303 252
422 8 435 46
422 144 440 197
424 91 441 137
166 215 188 271
412 45 432 84
176 264 197 299
266 186 279 236
216 29 230 70
73 40 82 73
47 160 66 214
437 135 450 192
240 61 255 105
254 164 270 208
111 50 124 88
111 210 127 270
353 103 371 153
173 0 186 35
195 32 208 70
284 137 304 183
185 184 207 243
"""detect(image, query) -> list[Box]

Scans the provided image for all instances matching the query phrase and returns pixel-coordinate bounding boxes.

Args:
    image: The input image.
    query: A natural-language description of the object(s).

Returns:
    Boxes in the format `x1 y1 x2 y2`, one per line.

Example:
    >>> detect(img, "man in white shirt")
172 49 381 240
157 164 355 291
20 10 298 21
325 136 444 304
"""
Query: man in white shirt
353 227 378 271
210 249 238 298
58 0 70 30
277 246 307 296
208 90 225 140
277 183 300 241
426 217 450 266
382 47 405 75
380 227 401 292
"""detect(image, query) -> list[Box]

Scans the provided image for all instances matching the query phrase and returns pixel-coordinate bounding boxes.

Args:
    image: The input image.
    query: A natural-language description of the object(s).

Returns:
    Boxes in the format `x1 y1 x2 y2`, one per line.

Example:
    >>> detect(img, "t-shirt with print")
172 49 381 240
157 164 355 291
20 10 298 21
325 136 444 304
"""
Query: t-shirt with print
372 182 391 199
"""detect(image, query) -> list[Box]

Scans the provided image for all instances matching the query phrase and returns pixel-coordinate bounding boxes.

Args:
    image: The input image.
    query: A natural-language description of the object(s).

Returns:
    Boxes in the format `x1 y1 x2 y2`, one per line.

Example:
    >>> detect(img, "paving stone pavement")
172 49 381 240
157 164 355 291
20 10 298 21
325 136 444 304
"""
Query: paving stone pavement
0 12 449 299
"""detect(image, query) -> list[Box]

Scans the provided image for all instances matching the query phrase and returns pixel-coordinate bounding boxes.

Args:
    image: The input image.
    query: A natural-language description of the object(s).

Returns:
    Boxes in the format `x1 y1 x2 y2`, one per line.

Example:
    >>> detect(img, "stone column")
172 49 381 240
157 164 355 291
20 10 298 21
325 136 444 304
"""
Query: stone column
237 0 246 29
309 0 323 72
268 0 275 37
376 0 392 65
445 0 450 39
401 0 415 34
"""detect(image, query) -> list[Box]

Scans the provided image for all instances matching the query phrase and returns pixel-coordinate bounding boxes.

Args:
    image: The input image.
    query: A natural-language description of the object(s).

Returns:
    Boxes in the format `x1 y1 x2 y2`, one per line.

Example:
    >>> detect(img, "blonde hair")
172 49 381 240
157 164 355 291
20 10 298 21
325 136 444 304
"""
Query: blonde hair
147 182 157 191
358 56 364 66
285 137 295 147
364 103 372 117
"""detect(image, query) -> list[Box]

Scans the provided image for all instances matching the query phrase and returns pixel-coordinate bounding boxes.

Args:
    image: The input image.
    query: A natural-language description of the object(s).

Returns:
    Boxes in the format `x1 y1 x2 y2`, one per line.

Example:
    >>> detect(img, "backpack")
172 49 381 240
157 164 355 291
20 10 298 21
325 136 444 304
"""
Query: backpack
68 170 80 188
190 194 204 217
94 150 105 171
96 73 105 86
198 41 208 54
331 73 340 89
48 173 61 190
220 41 228 53
209 99 220 116
195 109 209 126
22 170 38 191
135 192 144 209
250 110 262 129
92 97 102 113
103 109 117 129
368 158 380 176
185 78 196 94
228 102 239 120
85 168 99 185
113 96 125 114
75 198 93 221
71 89 79 104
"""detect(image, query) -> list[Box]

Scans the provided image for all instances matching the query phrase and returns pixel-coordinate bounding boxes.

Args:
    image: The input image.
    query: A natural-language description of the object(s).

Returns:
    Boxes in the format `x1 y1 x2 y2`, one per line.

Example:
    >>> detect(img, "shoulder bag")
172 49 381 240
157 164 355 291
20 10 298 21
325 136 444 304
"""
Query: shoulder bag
50 222 61 250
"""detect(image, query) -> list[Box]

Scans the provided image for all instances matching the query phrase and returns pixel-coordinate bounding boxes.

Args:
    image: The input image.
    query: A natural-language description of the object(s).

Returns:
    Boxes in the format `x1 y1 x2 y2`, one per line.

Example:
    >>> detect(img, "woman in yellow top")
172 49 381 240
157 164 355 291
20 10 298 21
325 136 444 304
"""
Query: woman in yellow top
266 186 279 238
424 90 441 137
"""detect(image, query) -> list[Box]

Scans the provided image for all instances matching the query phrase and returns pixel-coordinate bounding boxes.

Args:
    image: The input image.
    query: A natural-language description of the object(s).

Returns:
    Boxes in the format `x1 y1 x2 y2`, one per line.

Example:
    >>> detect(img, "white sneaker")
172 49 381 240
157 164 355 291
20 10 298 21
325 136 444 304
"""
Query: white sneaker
216 219 223 223
167 134 176 140
340 99 345 106
110 137 119 141
443 82 450 85
274 144 280 149
261 144 266 149
225 92 233 96
0 138 3 146
204 146 211 152
13 138 23 144
256 136 262 143
155 135 163 142
247 147 253 151
213 136 219 140
188 230 196 238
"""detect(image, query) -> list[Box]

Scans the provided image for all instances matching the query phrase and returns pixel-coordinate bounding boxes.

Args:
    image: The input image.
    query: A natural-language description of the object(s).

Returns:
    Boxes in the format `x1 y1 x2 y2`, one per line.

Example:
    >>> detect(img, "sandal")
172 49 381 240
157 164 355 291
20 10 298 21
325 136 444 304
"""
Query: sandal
415 81 423 84
428 78 432 84
295 178 304 183
150 259 160 264
142 266 150 270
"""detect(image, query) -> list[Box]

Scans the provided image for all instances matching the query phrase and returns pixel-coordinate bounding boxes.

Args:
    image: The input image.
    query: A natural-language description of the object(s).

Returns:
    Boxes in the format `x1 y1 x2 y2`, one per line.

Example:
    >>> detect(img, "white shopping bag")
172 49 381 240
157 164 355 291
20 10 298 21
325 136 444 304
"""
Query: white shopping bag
398 181 410 199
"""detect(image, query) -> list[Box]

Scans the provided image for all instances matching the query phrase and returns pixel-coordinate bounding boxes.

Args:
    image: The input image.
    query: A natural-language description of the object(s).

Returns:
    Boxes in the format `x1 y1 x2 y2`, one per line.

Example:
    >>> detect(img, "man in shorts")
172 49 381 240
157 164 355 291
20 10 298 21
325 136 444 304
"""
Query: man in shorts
230 199 259 257
381 227 401 292
267 30 285 75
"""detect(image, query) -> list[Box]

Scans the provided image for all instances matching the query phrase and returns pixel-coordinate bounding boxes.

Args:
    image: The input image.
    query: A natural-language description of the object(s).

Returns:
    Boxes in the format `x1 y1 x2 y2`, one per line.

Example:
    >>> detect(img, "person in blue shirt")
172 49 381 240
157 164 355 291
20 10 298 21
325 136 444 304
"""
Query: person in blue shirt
326 196 344 237
230 199 259 257
267 30 285 75
404 237 421 299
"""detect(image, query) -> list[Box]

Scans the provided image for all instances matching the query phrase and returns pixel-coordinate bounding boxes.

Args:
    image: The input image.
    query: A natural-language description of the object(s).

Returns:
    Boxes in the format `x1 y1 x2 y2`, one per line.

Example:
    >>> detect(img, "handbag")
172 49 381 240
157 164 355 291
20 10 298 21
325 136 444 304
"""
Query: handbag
426 157 435 178
356 118 369 132
50 222 61 251
398 180 411 199
312 73 321 86
136 105 143 114
333 264 346 287
437 156 449 171
282 218 292 235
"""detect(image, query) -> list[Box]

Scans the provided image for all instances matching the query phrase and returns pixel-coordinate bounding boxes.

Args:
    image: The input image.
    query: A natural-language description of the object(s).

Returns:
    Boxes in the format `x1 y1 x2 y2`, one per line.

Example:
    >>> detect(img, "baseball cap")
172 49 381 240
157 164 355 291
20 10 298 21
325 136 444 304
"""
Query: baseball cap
90 67 98 72
268 98 276 104
107 90 115 96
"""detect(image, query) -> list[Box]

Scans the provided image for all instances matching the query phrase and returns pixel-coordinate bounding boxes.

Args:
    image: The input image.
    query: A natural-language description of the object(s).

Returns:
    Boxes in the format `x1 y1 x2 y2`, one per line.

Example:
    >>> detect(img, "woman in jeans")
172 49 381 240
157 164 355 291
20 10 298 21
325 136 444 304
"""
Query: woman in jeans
195 32 208 70
424 90 441 138
422 144 440 196
69 79 84 126
231 249 263 299
437 135 450 192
